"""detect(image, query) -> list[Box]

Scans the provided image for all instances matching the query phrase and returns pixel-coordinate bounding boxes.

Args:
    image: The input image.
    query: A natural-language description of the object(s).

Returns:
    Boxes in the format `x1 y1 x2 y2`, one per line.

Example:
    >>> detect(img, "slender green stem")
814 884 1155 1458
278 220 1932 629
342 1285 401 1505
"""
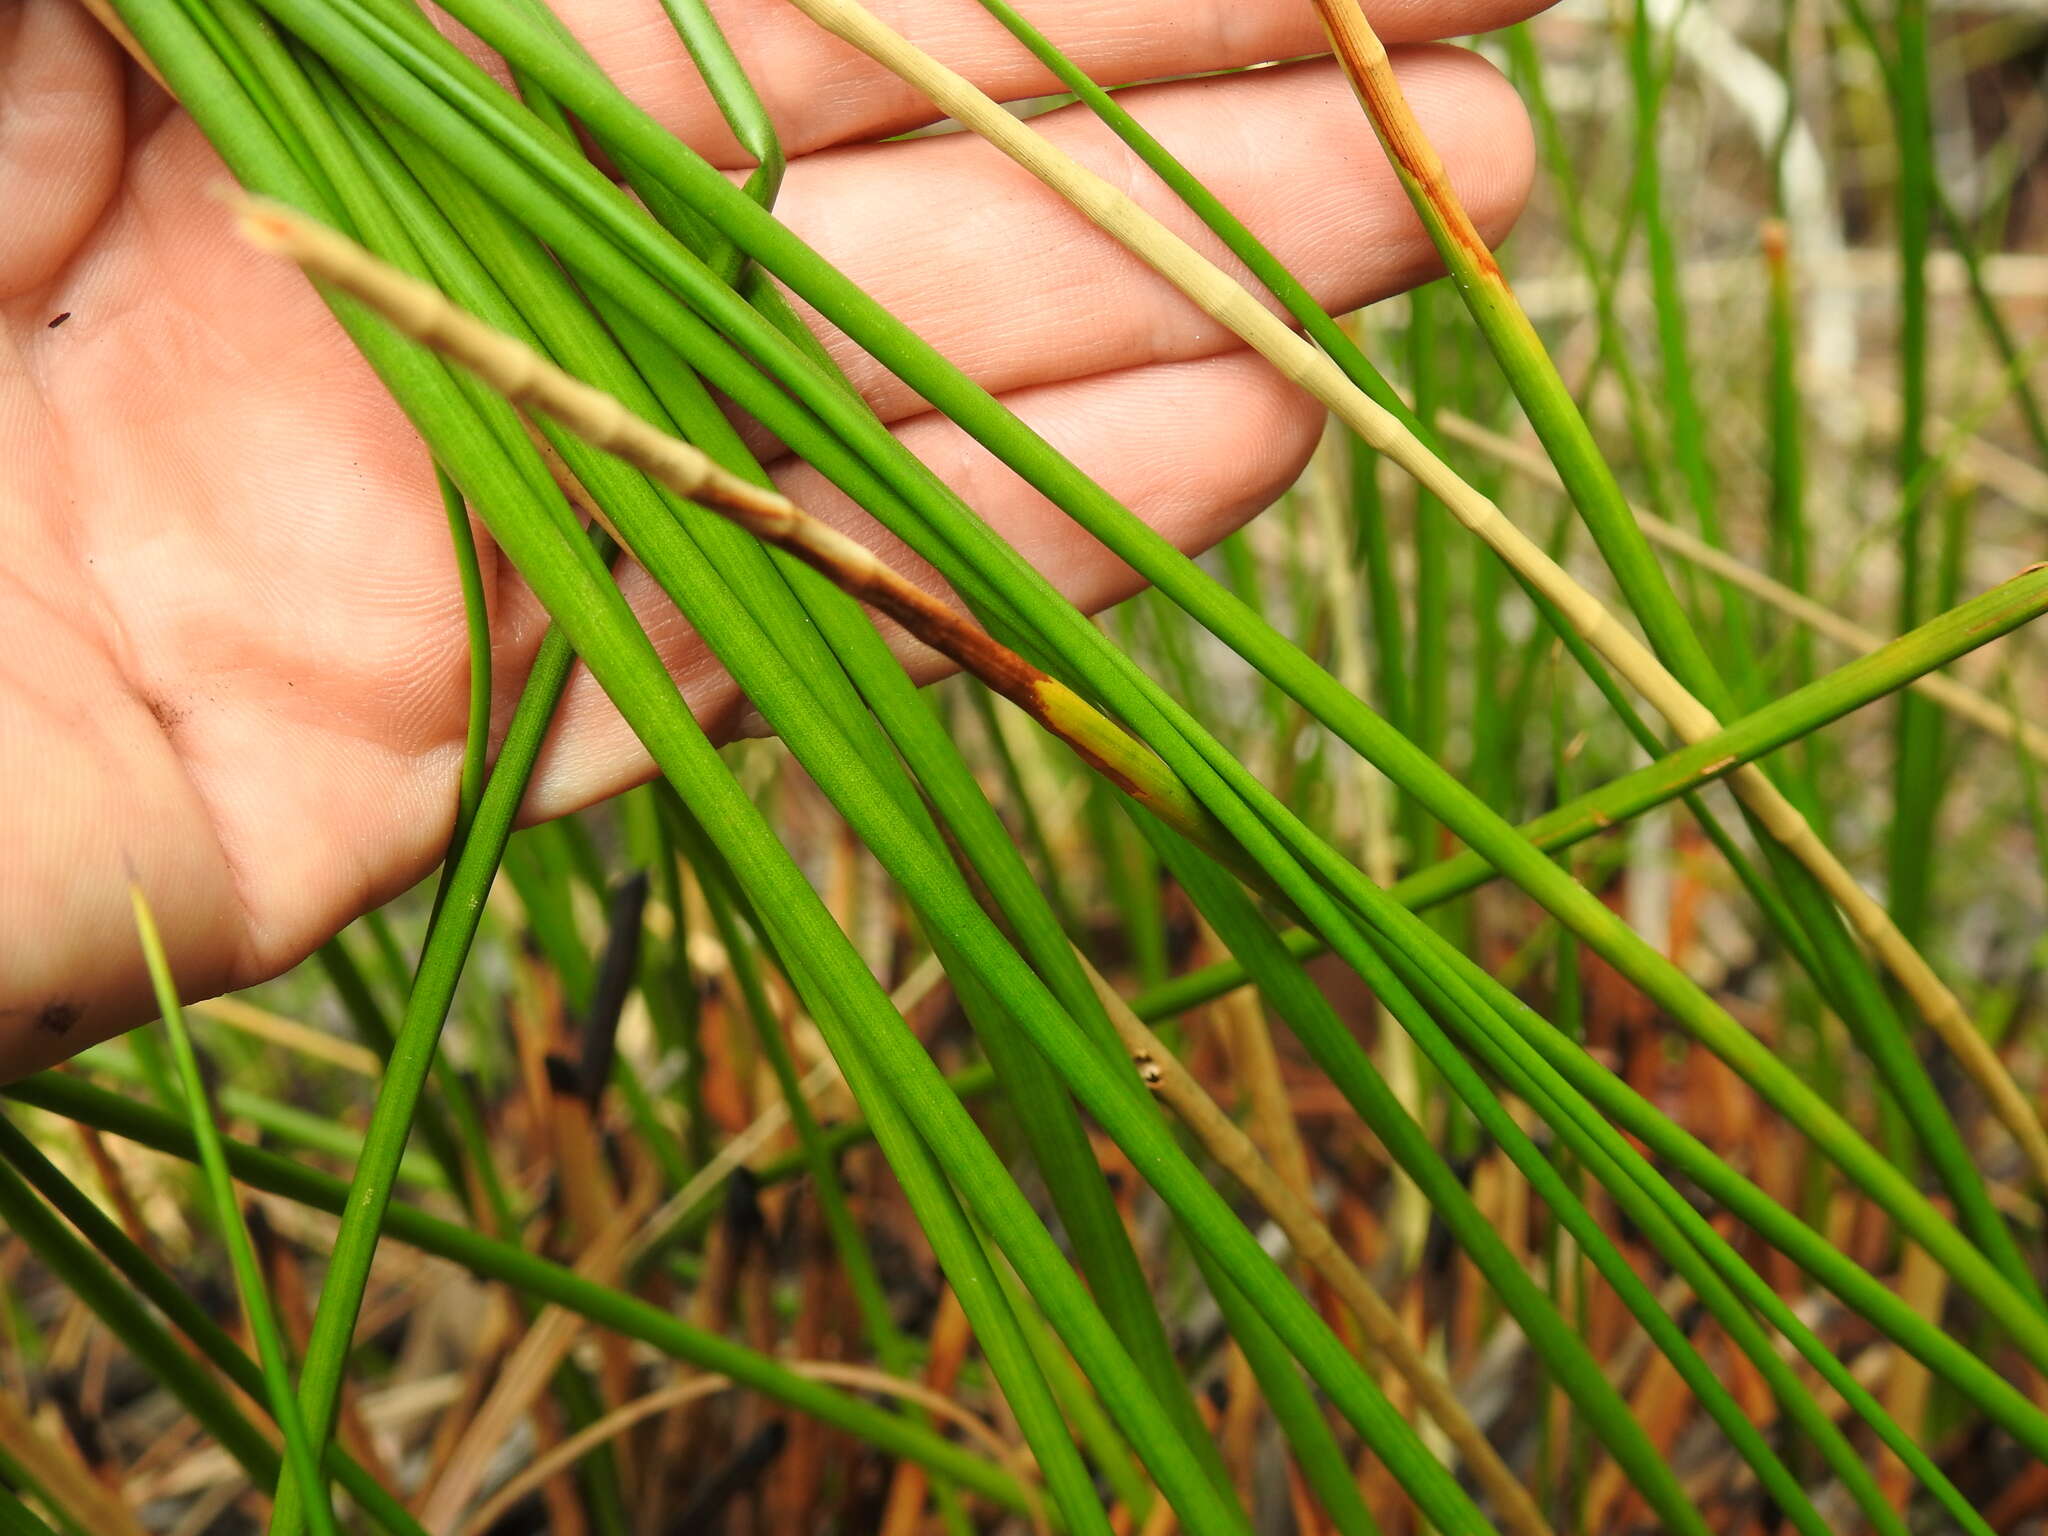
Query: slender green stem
0 1082 1035 1515
437 464 492 856
0 1118 433 1536
1887 0 1942 951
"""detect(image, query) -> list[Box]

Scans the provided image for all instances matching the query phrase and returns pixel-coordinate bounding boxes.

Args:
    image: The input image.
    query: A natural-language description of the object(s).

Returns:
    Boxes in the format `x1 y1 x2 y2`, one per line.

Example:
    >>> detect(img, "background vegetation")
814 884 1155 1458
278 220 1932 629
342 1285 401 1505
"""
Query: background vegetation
3 0 2046 1531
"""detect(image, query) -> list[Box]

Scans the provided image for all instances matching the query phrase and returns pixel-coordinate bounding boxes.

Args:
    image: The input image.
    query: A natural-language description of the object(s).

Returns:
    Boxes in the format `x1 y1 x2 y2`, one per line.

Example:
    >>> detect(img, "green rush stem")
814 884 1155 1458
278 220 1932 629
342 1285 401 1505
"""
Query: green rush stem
1502 25 1674 517
437 463 492 858
73 1046 448 1191
1887 0 1942 952
158 24 670 1536
312 931 493 1223
284 15 1474 1531
1187 1245 1386 1536
983 1253 1154 1526
1765 5 1814 720
1466 493 1509 811
1350 444 1410 738
0 1486 59 1536
667 817 975 1536
316 0 2047 1339
202 0 530 1254
790 664 1233 1500
1544 652 1588 1536
129 28 636 1536
1926 191 2048 464
964 685 1086 937
663 804 911 1373
1141 821 1910 1536
649 0 783 205
332 59 1134 1536
1408 277 1449 791
133 893 340 1536
0 1119 435 1536
0 1086 1035 1516
1313 0 2038 1292
775 974 1123 1536
1140 562 2048 1008
382 63 1232 1503
1625 0 1750 676
180 8 639 1523
1139 812 1769 1536
1763 223 1816 728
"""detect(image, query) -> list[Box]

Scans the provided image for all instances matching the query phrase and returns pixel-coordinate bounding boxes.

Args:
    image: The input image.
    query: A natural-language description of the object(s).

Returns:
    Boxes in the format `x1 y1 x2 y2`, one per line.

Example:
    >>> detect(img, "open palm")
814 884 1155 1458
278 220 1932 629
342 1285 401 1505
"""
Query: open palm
0 0 1537 1076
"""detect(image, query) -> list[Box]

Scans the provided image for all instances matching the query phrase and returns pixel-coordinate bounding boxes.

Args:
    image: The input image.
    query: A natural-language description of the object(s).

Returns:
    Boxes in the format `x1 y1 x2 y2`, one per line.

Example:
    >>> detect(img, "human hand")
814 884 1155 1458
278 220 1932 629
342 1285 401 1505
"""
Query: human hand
0 0 1538 1076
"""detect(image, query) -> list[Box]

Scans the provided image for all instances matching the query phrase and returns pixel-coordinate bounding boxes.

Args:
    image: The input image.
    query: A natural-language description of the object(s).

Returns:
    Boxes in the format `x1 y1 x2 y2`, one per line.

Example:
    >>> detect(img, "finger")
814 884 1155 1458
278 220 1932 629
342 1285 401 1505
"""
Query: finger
0 0 125 301
744 50 1533 430
518 345 1323 818
553 0 1552 164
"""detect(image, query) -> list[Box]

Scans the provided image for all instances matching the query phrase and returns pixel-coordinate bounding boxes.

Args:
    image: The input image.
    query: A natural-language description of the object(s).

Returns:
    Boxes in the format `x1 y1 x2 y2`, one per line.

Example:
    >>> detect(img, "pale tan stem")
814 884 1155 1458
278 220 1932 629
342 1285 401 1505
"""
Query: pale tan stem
624 956 943 1267
189 997 382 1077
416 1191 651 1531
233 196 1221 850
1438 410 2048 765
0 1388 152 1536
1309 0 2048 1188
777 0 2048 1190
1074 958 1556 1536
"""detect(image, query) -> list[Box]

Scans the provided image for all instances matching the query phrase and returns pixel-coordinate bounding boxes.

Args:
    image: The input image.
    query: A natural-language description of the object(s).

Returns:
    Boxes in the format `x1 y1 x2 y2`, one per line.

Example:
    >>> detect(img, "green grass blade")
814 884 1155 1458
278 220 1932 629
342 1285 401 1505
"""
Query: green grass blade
134 751 340 1534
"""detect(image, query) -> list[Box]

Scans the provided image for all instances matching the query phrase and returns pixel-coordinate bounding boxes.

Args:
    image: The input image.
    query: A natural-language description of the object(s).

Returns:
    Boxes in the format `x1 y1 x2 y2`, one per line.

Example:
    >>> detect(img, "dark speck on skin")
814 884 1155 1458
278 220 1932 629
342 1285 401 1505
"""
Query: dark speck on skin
144 694 186 733
35 1001 81 1036
47 312 70 329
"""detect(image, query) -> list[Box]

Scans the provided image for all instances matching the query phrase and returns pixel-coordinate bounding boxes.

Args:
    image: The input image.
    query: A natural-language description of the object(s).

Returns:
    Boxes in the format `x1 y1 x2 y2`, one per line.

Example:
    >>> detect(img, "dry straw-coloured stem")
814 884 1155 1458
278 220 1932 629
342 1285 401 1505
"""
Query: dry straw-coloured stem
781 0 2048 1191
189 996 383 1077
1073 959 1556 1536
1439 410 2048 765
455 1362 1042 1536
0 1387 152 1536
415 1186 653 1531
234 197 1228 857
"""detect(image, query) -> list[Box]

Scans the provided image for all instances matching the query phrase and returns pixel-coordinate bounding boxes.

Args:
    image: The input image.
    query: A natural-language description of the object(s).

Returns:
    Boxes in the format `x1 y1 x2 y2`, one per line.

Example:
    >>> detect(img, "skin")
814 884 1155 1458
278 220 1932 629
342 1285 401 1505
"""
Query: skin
0 0 1539 1077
